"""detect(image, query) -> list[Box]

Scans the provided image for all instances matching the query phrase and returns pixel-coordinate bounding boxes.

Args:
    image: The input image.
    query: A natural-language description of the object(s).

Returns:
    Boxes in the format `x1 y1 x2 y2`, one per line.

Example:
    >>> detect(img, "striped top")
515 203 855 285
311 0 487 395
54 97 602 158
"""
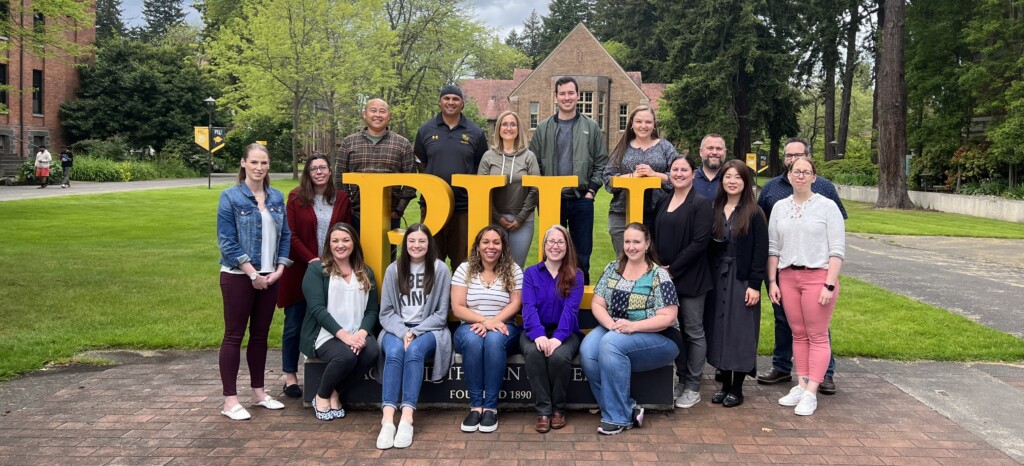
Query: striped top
452 262 523 321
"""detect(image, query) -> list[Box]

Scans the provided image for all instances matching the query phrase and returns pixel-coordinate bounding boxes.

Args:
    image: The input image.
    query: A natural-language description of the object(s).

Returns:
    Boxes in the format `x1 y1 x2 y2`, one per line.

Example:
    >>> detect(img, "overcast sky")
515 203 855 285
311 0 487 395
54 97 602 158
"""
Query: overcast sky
121 0 549 39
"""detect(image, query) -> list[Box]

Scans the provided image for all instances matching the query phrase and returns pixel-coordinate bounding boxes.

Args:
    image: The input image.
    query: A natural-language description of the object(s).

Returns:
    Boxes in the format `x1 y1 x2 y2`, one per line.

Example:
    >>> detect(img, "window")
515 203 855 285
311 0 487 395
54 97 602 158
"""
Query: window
32 135 45 151
597 92 605 130
0 64 7 109
0 135 7 153
619 104 629 131
32 69 43 115
530 102 539 129
0 2 8 39
33 12 44 33
576 91 593 118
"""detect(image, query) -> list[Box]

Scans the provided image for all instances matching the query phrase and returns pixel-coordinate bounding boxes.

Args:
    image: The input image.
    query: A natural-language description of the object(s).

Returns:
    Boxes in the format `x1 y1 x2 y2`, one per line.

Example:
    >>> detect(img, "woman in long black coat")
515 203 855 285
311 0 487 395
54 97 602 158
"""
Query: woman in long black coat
705 160 768 408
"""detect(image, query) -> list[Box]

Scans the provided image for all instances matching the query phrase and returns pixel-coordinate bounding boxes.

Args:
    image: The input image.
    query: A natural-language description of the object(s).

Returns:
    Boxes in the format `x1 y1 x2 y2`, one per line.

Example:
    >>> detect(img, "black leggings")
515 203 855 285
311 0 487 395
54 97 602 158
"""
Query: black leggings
314 336 379 399
720 370 746 396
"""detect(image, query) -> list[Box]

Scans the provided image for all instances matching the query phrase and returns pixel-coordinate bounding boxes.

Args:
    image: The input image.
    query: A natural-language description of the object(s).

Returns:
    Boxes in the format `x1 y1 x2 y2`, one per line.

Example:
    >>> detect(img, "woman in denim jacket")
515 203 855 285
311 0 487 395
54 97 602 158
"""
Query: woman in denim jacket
216 143 293 420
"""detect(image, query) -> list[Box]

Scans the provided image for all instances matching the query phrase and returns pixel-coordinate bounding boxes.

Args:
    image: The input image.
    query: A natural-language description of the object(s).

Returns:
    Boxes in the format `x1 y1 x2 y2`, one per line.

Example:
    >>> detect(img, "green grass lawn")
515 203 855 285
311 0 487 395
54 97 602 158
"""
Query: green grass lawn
1 181 1023 380
844 201 1024 238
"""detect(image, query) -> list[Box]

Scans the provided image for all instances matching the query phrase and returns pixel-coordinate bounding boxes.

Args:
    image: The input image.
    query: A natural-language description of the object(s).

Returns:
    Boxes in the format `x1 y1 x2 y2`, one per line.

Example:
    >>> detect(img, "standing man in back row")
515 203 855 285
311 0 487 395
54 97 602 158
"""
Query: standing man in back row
529 76 608 284
415 85 488 267
756 137 848 395
692 133 726 201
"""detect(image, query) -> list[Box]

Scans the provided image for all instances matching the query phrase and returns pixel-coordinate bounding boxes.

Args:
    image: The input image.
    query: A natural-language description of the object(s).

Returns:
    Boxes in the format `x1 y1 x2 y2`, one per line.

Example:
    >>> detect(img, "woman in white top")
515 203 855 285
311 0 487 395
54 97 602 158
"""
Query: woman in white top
375 224 453 449
767 157 845 417
300 223 380 421
451 226 523 433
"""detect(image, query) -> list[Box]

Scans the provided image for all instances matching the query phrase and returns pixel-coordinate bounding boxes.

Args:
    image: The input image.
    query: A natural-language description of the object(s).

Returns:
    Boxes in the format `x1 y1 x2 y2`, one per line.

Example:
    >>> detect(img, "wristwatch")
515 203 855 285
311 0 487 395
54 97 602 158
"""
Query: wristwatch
249 272 260 281
823 283 835 292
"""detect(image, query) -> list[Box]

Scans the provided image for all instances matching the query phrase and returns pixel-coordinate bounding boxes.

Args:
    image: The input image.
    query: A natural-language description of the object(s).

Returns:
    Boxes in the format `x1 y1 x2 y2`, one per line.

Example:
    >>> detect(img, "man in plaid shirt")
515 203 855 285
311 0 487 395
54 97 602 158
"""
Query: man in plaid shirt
336 98 417 233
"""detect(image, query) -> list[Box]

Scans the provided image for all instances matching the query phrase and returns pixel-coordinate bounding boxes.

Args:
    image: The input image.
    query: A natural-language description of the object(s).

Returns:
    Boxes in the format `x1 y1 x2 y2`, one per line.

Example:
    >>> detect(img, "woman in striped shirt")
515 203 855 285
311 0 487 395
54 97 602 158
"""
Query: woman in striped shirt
451 226 523 433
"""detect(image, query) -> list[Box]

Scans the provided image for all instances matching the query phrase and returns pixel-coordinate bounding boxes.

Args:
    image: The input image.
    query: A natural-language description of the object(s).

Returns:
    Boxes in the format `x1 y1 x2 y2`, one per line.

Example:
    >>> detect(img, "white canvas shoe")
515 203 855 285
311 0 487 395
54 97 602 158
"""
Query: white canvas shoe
794 393 818 416
778 385 805 407
376 423 396 449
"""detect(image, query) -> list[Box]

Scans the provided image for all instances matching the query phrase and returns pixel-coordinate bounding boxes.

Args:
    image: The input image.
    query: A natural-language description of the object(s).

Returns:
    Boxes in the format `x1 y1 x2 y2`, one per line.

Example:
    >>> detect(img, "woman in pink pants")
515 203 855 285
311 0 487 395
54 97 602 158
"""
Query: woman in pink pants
766 157 845 416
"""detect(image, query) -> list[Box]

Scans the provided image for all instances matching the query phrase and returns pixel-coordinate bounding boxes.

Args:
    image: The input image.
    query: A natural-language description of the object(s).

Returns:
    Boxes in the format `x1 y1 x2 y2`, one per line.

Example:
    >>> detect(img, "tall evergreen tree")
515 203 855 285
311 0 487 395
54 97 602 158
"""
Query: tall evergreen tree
142 0 186 41
876 0 913 208
593 0 669 82
96 0 126 43
539 0 596 57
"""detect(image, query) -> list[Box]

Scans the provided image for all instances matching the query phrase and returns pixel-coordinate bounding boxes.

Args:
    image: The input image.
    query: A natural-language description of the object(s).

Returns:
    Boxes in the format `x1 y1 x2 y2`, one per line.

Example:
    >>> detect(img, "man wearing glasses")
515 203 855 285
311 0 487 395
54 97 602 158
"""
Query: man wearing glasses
336 98 417 233
756 137 848 394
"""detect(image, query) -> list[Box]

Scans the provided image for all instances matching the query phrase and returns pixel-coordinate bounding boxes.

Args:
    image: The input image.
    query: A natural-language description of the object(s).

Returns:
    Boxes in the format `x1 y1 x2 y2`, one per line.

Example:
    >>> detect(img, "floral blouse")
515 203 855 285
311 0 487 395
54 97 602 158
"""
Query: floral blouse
593 261 679 328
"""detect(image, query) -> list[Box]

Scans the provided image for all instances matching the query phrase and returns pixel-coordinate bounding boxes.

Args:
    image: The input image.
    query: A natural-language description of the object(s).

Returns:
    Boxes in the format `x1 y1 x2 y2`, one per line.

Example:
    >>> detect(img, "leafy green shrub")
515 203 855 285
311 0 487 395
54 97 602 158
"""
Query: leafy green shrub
160 137 209 174
1004 184 1024 200
70 136 131 161
819 154 878 186
958 179 1008 196
152 157 199 178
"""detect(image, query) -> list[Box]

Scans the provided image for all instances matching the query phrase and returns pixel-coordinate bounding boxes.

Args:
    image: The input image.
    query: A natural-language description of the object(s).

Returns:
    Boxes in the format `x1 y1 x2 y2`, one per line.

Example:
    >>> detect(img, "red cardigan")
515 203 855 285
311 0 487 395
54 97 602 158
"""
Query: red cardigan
276 188 352 308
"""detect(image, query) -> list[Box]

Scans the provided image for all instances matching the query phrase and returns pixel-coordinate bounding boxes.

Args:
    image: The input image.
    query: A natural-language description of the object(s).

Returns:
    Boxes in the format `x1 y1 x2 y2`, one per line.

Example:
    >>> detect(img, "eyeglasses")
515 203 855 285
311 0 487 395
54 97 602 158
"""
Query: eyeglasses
500 122 518 128
309 165 330 173
790 170 814 178
545 239 566 246
784 153 807 160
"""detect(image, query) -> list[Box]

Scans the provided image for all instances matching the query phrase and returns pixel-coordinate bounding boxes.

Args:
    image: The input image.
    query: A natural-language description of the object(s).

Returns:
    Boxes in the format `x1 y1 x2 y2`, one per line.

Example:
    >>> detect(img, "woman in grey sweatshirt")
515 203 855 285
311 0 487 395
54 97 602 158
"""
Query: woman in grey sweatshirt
375 224 453 449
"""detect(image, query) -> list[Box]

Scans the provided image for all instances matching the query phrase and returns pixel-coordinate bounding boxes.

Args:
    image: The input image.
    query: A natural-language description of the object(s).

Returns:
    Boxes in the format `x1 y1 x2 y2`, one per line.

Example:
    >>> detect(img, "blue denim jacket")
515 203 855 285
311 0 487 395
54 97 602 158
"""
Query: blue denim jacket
217 183 293 270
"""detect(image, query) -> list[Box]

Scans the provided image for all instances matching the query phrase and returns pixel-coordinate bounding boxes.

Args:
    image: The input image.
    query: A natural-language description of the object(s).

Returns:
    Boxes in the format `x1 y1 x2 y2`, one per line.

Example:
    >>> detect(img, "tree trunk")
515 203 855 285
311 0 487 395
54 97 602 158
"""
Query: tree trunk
292 93 301 180
732 65 753 161
871 0 885 164
768 136 782 177
837 0 860 159
875 0 913 209
823 60 837 161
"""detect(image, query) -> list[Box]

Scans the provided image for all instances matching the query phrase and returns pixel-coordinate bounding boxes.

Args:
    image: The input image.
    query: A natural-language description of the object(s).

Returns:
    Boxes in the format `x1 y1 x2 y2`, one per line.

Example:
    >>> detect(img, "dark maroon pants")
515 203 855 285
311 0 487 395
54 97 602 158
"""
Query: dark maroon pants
219 272 279 396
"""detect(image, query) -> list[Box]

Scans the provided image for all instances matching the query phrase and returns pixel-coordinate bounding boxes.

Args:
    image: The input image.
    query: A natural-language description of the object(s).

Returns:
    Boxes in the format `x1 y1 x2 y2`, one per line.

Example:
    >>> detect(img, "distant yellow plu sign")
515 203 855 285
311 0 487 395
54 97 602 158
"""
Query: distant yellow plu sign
343 173 660 300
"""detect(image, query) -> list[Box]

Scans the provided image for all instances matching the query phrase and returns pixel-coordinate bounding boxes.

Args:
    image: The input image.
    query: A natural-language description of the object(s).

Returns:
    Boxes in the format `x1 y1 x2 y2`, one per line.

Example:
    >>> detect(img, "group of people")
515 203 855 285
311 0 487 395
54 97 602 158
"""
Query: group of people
33 145 74 189
214 76 848 448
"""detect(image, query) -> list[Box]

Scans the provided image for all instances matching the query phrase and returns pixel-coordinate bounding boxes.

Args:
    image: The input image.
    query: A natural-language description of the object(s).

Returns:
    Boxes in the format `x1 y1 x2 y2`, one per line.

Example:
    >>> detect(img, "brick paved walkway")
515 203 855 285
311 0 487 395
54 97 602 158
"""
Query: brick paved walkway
0 351 1018 465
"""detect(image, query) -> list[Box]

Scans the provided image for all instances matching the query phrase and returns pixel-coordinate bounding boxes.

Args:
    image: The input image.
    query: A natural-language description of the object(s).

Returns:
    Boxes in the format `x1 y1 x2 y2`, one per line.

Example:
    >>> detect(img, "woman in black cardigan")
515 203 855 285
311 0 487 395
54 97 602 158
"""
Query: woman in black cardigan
705 160 768 407
652 155 713 409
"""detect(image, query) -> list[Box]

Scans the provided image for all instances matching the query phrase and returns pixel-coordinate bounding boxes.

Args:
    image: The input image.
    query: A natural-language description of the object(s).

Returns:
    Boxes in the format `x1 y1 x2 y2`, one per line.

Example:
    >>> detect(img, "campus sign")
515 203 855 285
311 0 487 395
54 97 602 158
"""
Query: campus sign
341 173 662 297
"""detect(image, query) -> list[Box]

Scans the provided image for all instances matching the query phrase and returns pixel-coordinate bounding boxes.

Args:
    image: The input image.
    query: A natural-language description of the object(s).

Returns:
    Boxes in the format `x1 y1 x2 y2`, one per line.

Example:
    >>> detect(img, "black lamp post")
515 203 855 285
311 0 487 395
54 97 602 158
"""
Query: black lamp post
205 97 216 189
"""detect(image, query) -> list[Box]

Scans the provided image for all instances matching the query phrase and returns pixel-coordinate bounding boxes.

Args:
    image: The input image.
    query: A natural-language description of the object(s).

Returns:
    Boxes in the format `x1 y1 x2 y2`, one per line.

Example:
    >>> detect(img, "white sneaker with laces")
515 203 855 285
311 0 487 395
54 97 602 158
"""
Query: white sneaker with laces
778 385 805 407
794 392 817 416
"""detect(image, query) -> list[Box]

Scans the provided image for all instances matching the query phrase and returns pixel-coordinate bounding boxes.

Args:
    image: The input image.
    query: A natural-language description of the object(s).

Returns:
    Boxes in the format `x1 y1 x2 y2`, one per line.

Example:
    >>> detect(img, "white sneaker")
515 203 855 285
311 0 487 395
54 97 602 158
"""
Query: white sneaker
675 389 701 408
778 386 805 406
376 423 396 449
794 393 817 416
252 395 285 410
394 420 414 448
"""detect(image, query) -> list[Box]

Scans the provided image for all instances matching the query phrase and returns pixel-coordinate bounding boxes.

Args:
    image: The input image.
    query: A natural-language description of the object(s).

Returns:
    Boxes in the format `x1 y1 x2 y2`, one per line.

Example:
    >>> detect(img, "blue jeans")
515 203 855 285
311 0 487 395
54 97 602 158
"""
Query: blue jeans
771 301 835 377
561 197 594 284
580 326 679 426
453 323 521 409
281 302 306 375
380 331 436 410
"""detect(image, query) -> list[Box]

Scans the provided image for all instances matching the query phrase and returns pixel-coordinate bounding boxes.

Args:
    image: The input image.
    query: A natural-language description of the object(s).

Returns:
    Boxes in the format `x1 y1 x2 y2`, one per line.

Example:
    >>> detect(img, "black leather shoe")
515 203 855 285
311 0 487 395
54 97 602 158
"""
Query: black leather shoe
711 390 726 404
722 393 744 408
283 383 302 398
819 375 837 395
756 368 792 385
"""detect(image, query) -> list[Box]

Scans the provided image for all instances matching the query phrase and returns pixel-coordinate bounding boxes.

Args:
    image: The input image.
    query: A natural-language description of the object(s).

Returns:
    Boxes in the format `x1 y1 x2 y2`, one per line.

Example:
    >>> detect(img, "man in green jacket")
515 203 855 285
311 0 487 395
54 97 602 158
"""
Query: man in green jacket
528 76 608 284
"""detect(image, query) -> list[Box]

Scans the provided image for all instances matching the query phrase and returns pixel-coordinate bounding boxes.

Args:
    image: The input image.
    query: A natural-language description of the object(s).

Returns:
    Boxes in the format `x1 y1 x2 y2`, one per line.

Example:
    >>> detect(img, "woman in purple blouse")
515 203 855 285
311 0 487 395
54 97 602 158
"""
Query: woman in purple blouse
520 225 584 433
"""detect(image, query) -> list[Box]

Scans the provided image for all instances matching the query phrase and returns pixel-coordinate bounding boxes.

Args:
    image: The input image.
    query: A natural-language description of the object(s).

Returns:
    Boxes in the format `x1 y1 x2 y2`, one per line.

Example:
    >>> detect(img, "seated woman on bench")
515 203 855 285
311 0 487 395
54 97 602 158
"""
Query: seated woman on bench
301 223 380 421
580 222 681 435
451 226 523 433
521 225 583 433
375 224 453 449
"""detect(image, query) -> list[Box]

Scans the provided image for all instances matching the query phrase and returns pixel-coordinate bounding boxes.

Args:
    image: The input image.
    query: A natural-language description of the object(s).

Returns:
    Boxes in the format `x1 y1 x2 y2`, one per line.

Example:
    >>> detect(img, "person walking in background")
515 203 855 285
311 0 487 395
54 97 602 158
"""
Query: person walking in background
415 85 488 267
216 143 292 420
651 156 713 410
520 225 583 433
59 147 73 188
34 145 52 189
705 160 768 408
768 157 845 416
276 155 352 399
301 223 380 421
478 110 540 268
451 226 523 433
580 223 680 435
529 76 608 284
602 105 676 255
375 225 453 449
757 137 848 394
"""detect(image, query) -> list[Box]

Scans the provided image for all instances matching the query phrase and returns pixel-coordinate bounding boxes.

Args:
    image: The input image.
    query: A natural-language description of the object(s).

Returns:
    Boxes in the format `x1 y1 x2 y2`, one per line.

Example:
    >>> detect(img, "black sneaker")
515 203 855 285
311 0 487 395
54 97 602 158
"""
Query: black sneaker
632 406 645 428
460 410 481 432
598 421 628 435
479 409 498 433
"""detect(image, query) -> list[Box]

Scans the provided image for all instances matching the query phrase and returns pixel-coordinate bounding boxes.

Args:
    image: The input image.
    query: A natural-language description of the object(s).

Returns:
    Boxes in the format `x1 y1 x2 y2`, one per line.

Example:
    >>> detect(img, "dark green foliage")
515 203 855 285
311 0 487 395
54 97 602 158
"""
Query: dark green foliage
538 0 596 58
592 0 670 82
95 0 126 43
59 37 220 152
142 0 186 41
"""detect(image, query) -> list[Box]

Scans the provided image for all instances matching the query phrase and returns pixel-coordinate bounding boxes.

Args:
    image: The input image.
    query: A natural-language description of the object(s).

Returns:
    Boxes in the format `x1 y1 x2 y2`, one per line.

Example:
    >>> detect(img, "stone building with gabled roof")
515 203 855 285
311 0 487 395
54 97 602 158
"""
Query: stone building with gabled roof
461 23 667 152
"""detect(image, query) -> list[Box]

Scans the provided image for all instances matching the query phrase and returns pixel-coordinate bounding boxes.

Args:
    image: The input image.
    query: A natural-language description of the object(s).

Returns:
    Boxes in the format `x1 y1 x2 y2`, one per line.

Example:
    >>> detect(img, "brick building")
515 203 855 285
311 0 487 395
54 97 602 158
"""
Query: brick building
461 23 667 152
0 2 94 176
